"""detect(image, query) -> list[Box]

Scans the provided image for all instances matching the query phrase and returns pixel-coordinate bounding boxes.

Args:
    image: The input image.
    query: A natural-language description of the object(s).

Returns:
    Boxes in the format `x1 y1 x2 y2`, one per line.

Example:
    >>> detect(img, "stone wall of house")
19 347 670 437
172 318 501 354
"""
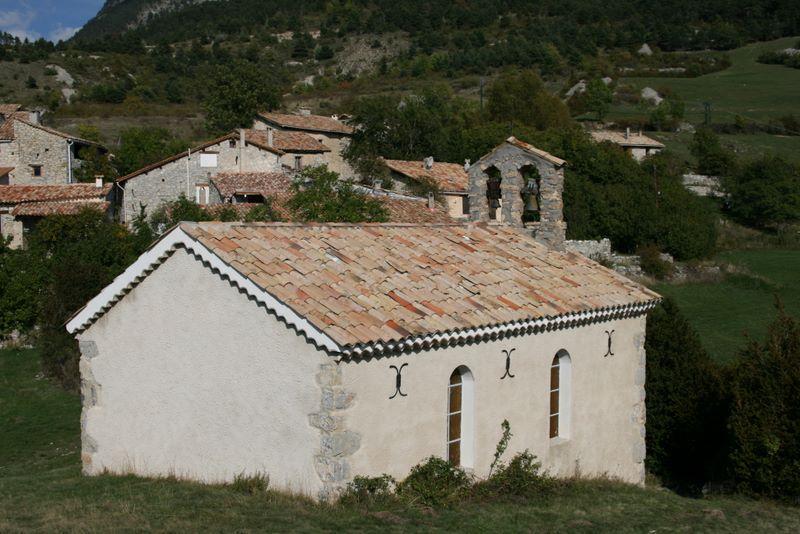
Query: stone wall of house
279 151 327 172
120 140 281 223
0 212 24 249
565 238 612 261
3 121 70 185
468 142 566 249
76 248 327 496
343 315 648 486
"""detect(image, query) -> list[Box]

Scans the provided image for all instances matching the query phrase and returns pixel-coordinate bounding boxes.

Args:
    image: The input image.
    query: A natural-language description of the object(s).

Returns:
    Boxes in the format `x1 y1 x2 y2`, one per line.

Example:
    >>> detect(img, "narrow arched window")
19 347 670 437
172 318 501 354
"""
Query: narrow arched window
447 366 474 467
549 350 572 439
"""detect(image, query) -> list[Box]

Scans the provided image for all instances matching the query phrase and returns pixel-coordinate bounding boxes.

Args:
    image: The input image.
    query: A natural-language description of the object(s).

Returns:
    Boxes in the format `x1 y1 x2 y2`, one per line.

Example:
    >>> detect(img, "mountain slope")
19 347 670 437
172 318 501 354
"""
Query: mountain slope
73 0 209 41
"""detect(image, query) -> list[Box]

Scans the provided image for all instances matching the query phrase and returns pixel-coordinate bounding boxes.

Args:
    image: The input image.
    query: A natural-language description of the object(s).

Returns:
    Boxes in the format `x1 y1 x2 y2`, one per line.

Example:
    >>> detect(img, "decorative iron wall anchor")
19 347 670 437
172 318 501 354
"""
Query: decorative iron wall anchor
500 348 516 379
389 363 408 399
604 330 615 357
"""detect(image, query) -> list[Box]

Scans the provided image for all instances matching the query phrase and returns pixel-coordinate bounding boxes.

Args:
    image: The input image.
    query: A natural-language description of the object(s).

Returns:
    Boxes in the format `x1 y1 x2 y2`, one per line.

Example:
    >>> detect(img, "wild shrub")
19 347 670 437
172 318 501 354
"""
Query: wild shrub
244 200 281 222
479 451 553 499
728 305 800 499
396 456 471 507
637 244 673 279
231 472 270 495
339 474 396 506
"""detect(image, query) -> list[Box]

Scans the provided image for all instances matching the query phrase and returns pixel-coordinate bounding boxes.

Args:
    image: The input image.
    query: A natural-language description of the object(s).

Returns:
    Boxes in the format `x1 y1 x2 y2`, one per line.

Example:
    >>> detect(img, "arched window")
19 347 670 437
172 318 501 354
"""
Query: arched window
549 350 572 439
447 366 474 467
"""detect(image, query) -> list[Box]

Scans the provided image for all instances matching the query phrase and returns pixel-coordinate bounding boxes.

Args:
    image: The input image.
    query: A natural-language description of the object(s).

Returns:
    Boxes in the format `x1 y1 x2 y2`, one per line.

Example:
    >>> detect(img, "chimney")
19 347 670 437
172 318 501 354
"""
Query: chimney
239 129 245 171
372 180 382 190
638 128 643 137
267 128 274 147
298 107 311 117
94 176 104 188
625 127 630 140
464 159 471 171
423 156 434 170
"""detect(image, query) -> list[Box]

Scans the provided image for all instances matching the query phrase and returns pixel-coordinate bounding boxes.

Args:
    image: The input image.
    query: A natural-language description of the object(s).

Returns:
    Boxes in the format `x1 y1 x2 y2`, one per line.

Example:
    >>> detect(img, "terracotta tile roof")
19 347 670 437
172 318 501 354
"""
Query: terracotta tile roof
245 129 329 153
12 200 110 217
178 222 659 349
0 104 23 115
210 172 453 223
258 112 354 135
504 136 567 166
591 130 665 148
0 183 112 204
117 133 284 183
212 172 293 200
0 117 101 147
383 159 468 192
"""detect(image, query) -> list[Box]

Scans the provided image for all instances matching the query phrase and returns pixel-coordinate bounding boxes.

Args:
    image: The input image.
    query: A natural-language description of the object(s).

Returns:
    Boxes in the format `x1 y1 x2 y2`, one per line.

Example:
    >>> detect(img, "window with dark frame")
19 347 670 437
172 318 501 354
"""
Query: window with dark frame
447 369 463 466
31 165 42 177
294 155 302 170
549 355 560 438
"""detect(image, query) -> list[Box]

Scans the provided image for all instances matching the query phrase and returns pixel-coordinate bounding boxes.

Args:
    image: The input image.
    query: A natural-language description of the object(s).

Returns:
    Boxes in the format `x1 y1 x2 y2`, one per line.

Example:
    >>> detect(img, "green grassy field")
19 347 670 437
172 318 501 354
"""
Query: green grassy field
611 37 800 163
2 348 800 532
655 249 800 364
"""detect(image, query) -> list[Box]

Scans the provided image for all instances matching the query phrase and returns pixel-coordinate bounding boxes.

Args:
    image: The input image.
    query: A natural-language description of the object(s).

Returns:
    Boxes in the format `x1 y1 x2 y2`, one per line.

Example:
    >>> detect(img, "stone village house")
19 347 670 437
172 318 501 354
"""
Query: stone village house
590 129 665 162
382 157 470 219
67 220 659 500
254 109 355 179
0 182 113 248
115 129 329 224
0 111 106 186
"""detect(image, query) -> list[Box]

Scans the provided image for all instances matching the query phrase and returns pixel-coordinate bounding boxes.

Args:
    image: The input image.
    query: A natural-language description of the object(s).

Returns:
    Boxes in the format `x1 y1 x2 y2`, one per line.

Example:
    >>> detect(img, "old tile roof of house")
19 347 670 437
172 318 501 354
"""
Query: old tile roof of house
117 133 285 183
12 200 110 217
590 130 665 149
0 183 112 204
0 117 101 147
245 129 329 153
211 172 453 223
66 222 659 354
212 172 293 200
258 112 354 135
0 104 23 115
383 159 468 193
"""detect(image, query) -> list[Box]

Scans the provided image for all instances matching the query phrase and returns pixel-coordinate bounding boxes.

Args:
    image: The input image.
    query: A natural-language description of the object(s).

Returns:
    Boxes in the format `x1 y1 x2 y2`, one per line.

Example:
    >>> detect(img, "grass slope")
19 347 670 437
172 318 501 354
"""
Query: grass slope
613 37 800 163
2 348 800 531
655 249 800 364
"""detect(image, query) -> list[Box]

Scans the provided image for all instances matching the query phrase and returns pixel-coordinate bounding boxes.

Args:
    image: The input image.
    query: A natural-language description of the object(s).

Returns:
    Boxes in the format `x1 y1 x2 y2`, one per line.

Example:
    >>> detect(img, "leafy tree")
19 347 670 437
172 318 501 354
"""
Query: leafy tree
288 166 388 222
115 127 186 176
203 60 282 134
690 128 735 176
724 156 800 228
584 79 612 121
728 305 800 498
645 298 729 493
487 70 571 129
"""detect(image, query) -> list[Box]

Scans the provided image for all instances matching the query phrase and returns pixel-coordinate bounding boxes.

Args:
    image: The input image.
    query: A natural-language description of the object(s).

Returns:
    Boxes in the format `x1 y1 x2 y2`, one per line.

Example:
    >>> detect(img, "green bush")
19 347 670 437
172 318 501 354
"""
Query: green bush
478 451 553 499
244 200 281 222
690 128 736 176
728 306 800 499
288 166 389 223
644 298 729 493
339 474 396 506
724 156 800 229
396 456 471 507
637 244 673 279
231 472 270 495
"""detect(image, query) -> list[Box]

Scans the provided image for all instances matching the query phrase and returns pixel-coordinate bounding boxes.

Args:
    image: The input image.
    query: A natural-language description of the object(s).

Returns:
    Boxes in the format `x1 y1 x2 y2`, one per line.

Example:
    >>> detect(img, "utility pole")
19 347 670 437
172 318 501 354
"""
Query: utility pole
479 77 485 115
703 102 712 126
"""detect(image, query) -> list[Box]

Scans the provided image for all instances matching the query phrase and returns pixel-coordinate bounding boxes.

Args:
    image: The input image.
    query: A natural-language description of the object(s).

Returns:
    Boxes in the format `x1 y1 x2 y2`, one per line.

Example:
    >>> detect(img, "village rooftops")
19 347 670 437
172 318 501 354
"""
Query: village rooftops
257 111 354 135
211 172 454 224
590 130 665 149
244 129 329 153
12 200 110 216
0 183 112 204
383 158 468 193
0 117 102 147
67 222 659 356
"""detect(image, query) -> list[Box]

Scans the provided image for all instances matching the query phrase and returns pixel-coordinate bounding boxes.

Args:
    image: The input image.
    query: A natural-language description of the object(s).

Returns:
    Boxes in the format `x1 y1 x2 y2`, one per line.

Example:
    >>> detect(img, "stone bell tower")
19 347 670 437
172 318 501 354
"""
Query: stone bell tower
468 136 567 250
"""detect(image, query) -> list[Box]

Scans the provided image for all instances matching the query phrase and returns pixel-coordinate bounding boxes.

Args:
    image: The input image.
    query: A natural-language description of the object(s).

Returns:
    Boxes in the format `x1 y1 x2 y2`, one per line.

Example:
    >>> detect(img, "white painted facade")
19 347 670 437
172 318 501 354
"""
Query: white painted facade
75 242 647 498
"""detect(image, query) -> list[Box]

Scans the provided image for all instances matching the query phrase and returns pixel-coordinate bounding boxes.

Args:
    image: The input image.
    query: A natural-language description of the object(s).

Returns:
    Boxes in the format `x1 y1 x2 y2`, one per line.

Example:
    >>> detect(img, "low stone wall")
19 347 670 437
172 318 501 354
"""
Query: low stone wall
565 238 611 261
682 173 723 198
